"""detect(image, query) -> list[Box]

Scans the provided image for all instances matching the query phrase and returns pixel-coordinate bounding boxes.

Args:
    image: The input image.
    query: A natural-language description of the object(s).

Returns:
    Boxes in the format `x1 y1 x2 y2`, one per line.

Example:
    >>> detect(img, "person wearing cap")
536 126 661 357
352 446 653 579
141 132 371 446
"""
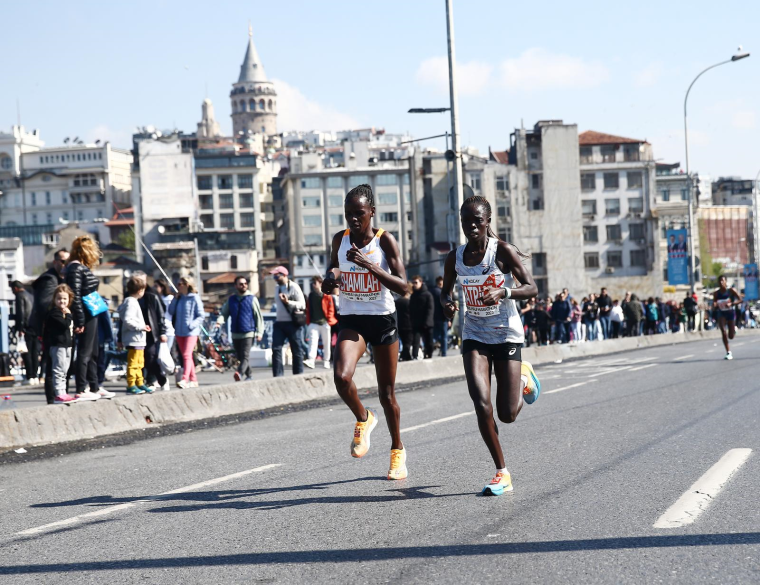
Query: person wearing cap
270 266 306 377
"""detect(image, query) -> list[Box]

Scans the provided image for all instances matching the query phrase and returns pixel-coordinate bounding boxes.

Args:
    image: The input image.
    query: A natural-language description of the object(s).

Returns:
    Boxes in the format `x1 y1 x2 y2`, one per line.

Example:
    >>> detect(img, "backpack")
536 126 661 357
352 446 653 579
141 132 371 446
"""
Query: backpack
647 304 658 322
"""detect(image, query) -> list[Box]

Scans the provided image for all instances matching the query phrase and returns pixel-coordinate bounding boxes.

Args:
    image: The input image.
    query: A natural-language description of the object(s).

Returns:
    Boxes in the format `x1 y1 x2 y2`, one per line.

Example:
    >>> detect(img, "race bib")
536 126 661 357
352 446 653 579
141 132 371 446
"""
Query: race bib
460 272 506 317
340 263 382 302
716 298 731 310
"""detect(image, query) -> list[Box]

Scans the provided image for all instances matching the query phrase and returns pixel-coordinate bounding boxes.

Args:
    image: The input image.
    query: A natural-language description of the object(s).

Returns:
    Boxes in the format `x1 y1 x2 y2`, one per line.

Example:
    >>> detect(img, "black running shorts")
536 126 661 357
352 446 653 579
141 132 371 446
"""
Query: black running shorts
339 313 399 346
462 339 522 362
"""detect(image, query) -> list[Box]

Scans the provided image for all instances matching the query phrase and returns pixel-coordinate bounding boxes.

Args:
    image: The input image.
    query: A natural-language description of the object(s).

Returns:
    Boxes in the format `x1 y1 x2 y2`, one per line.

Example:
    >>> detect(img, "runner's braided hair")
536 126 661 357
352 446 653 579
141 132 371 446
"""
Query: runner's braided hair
345 183 374 207
461 195 529 258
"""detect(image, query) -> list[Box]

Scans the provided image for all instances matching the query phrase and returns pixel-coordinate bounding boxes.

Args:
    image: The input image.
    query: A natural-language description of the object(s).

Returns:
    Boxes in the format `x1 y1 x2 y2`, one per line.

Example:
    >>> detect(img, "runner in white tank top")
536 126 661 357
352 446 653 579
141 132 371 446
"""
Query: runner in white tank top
440 195 542 496
322 184 410 480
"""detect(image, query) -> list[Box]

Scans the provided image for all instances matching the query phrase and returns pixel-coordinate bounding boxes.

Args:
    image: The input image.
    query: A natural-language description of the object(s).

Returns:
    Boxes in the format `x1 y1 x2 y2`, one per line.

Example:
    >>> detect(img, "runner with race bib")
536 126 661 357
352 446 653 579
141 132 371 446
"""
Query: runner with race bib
713 275 742 360
322 184 410 480
440 195 541 496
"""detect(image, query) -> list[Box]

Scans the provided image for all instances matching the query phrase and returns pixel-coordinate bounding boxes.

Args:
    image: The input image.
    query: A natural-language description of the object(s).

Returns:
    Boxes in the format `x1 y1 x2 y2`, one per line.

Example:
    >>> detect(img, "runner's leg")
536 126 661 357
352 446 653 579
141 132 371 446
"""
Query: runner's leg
372 342 401 450
728 319 736 340
719 317 729 352
493 359 523 424
334 329 368 422
464 349 505 469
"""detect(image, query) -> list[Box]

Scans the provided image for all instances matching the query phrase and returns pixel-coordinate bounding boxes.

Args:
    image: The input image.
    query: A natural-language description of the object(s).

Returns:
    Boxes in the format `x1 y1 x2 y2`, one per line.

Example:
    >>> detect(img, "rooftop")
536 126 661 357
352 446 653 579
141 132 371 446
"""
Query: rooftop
579 131 647 146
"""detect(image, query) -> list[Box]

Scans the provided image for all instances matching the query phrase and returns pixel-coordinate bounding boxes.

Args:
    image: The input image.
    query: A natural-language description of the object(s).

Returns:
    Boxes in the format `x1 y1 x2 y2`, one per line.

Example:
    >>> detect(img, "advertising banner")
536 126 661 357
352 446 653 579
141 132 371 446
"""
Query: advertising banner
666 229 689 285
744 263 759 300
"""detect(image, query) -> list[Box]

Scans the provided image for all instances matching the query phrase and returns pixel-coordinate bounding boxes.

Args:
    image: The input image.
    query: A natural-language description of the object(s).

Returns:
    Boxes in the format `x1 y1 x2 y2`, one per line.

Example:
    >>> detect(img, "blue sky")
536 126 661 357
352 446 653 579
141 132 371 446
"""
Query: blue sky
2 0 758 178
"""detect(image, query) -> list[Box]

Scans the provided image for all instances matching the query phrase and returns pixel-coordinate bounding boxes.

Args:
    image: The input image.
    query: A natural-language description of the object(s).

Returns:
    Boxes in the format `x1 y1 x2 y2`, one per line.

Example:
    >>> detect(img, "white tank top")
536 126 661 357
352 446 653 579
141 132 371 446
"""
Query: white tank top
338 228 396 315
456 237 524 344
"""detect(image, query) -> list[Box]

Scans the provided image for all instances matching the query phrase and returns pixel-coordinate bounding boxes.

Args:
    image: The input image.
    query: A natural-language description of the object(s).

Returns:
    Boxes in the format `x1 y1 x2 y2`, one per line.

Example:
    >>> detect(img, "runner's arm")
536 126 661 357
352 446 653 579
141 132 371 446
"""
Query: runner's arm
322 231 344 294
730 288 743 305
440 250 458 320
494 241 538 301
368 231 408 296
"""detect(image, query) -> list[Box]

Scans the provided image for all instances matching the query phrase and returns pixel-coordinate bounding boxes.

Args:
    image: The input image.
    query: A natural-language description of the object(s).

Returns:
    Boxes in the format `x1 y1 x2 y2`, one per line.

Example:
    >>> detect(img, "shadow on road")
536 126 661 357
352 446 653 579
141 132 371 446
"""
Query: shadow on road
2 532 759 574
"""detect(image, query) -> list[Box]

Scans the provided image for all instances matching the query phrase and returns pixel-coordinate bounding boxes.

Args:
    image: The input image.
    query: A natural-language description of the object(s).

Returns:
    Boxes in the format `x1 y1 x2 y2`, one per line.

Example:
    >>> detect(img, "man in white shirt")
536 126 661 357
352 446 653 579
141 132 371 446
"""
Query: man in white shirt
270 266 306 377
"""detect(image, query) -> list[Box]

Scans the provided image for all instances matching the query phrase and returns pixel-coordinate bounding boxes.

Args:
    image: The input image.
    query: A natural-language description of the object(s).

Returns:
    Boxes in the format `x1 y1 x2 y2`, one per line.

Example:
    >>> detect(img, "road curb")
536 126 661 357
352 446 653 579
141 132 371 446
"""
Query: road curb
0 328 751 451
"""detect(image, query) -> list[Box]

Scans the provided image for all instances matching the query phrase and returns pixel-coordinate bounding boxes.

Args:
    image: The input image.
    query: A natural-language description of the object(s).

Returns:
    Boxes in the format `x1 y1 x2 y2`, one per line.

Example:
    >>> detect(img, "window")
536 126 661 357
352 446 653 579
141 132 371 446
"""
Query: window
629 223 646 240
63 211 69 220
630 250 646 267
605 198 620 216
197 176 212 190
328 195 343 207
45 192 51 205
200 214 214 229
380 212 398 223
327 177 343 188
579 147 593 164
219 194 233 209
530 151 538 160
220 214 235 229
496 176 509 191
201 257 209 270
303 215 322 227
468 173 482 191
584 252 600 269
376 174 397 186
406 211 412 221
603 172 619 189
660 189 670 201
302 196 321 208
240 213 254 228
199 195 214 210
31 192 37 206
629 197 644 213
607 251 623 268
96 209 103 219
681 189 689 201
377 192 397 205
348 175 369 188
627 172 643 189
404 190 411 204
531 174 540 189
62 192 68 204
238 175 253 189
31 213 38 225
606 224 622 241
304 234 322 246
624 146 640 162
581 173 596 190
601 145 616 163
230 255 238 270
237 193 252 208
583 225 598 243
582 200 597 216
77 211 84 221
403 174 410 185
330 214 344 226
218 175 233 189
301 177 321 189
497 205 509 218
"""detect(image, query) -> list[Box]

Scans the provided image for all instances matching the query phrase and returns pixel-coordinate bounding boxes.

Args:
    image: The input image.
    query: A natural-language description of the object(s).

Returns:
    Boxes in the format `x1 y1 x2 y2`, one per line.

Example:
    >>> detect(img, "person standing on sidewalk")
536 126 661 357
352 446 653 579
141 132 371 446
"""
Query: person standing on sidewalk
118 276 153 395
168 277 205 389
43 284 78 404
432 276 449 357
217 275 264 381
134 272 169 391
597 287 612 340
610 299 624 338
305 276 337 369
270 266 306 377
410 275 434 359
12 281 39 386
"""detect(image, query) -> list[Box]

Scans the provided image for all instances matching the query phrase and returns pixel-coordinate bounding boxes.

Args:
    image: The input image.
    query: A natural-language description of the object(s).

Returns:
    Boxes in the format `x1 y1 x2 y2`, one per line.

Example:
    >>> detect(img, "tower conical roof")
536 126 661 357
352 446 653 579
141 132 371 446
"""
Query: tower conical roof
238 28 268 83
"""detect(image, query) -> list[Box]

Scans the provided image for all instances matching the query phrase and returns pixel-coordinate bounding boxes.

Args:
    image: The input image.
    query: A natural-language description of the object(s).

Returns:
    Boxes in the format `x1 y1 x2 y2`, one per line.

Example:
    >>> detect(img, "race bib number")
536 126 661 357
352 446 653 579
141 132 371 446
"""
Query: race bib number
716 298 731 310
340 264 381 302
460 273 506 317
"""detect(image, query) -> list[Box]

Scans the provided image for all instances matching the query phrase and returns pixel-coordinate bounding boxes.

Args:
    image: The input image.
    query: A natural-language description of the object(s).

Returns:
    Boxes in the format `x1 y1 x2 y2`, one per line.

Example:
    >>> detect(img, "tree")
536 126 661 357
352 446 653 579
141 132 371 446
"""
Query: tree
115 230 135 252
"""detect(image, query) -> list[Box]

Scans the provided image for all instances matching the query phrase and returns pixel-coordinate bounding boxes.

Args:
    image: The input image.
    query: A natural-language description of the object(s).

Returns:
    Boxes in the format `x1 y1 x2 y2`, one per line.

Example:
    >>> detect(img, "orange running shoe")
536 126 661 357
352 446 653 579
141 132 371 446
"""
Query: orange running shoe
351 408 377 458
482 471 513 496
387 447 408 480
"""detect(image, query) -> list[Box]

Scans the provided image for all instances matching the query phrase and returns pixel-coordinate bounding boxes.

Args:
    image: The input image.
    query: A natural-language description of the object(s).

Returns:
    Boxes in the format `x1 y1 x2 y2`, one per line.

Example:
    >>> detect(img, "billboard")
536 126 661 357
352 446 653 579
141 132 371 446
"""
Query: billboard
666 229 689 285
744 263 759 301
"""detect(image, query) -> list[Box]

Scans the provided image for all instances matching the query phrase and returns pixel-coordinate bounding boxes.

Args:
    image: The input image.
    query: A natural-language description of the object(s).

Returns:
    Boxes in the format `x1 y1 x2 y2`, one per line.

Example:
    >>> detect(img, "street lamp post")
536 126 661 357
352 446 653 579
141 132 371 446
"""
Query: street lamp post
445 0 465 247
683 48 750 293
753 168 760 265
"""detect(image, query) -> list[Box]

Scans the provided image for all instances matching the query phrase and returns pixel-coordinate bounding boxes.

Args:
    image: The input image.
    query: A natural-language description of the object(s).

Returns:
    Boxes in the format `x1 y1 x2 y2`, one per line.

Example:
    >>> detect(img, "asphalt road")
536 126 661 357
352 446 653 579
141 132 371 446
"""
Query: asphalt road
1 336 759 583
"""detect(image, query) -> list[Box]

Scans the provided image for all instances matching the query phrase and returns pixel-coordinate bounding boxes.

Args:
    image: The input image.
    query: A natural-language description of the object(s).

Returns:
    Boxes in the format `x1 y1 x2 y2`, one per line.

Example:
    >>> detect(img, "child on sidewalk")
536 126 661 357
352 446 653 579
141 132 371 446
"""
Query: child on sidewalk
118 276 153 395
44 284 78 404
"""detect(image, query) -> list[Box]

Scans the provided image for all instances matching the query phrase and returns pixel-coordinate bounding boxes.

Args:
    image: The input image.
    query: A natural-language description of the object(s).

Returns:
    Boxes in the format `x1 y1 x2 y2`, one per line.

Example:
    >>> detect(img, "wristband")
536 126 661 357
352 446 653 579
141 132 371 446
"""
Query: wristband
504 287 512 300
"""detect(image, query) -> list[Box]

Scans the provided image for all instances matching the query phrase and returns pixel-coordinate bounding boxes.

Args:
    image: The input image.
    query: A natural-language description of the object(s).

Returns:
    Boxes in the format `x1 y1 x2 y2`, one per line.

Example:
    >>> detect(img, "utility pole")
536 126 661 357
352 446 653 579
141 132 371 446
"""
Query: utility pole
445 0 464 247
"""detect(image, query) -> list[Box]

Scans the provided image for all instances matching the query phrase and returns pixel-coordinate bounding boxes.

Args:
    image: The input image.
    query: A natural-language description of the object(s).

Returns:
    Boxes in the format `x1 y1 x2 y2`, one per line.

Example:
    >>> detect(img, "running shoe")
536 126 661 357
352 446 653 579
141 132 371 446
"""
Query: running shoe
351 408 377 458
97 388 117 399
482 471 513 496
387 447 408 480
139 385 155 394
76 391 101 402
126 386 145 395
176 380 189 389
54 394 78 404
521 361 541 405
725 352 733 360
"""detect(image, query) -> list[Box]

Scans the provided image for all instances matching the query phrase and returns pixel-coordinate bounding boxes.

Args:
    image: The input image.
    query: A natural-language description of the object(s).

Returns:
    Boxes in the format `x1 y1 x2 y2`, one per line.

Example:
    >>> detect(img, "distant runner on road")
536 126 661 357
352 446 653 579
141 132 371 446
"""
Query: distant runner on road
713 275 742 360
322 184 410 480
440 195 541 496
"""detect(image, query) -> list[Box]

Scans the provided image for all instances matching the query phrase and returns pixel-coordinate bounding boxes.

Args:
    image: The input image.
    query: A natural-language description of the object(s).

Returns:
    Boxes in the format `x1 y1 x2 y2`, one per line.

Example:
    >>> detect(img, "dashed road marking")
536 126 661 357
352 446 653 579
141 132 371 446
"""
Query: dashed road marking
16 464 282 536
590 366 632 378
674 354 694 361
629 364 658 372
653 448 753 529
401 412 472 433
545 381 595 395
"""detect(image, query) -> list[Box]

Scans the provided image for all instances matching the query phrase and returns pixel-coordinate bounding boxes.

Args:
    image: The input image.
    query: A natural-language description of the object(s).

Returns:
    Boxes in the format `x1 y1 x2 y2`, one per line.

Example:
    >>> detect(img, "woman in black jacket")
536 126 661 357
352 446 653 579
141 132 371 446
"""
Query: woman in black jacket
65 235 105 400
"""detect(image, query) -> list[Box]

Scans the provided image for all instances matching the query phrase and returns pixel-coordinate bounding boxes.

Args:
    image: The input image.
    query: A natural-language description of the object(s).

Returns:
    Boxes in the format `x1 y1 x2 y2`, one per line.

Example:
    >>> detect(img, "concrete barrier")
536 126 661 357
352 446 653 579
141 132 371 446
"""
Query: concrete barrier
0 328 752 452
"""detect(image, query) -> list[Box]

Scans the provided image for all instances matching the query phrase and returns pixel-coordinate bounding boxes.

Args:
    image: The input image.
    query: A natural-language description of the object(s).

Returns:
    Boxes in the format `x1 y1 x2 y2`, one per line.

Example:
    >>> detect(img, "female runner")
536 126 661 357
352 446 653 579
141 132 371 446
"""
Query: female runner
713 275 742 360
322 184 410 480
440 195 541 496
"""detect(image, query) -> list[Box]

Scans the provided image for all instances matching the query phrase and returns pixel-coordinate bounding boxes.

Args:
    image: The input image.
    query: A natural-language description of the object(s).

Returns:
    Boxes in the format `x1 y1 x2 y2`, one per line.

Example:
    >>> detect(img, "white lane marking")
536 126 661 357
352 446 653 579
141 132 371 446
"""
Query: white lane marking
401 412 472 433
674 354 694 361
590 366 632 378
16 464 282 536
653 448 752 529
628 364 658 372
733 342 745 347
545 381 595 395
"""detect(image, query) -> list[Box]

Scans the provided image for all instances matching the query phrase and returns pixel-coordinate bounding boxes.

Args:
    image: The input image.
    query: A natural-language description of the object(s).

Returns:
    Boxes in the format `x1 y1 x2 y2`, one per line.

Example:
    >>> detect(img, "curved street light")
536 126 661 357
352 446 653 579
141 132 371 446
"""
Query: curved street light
684 48 750 293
